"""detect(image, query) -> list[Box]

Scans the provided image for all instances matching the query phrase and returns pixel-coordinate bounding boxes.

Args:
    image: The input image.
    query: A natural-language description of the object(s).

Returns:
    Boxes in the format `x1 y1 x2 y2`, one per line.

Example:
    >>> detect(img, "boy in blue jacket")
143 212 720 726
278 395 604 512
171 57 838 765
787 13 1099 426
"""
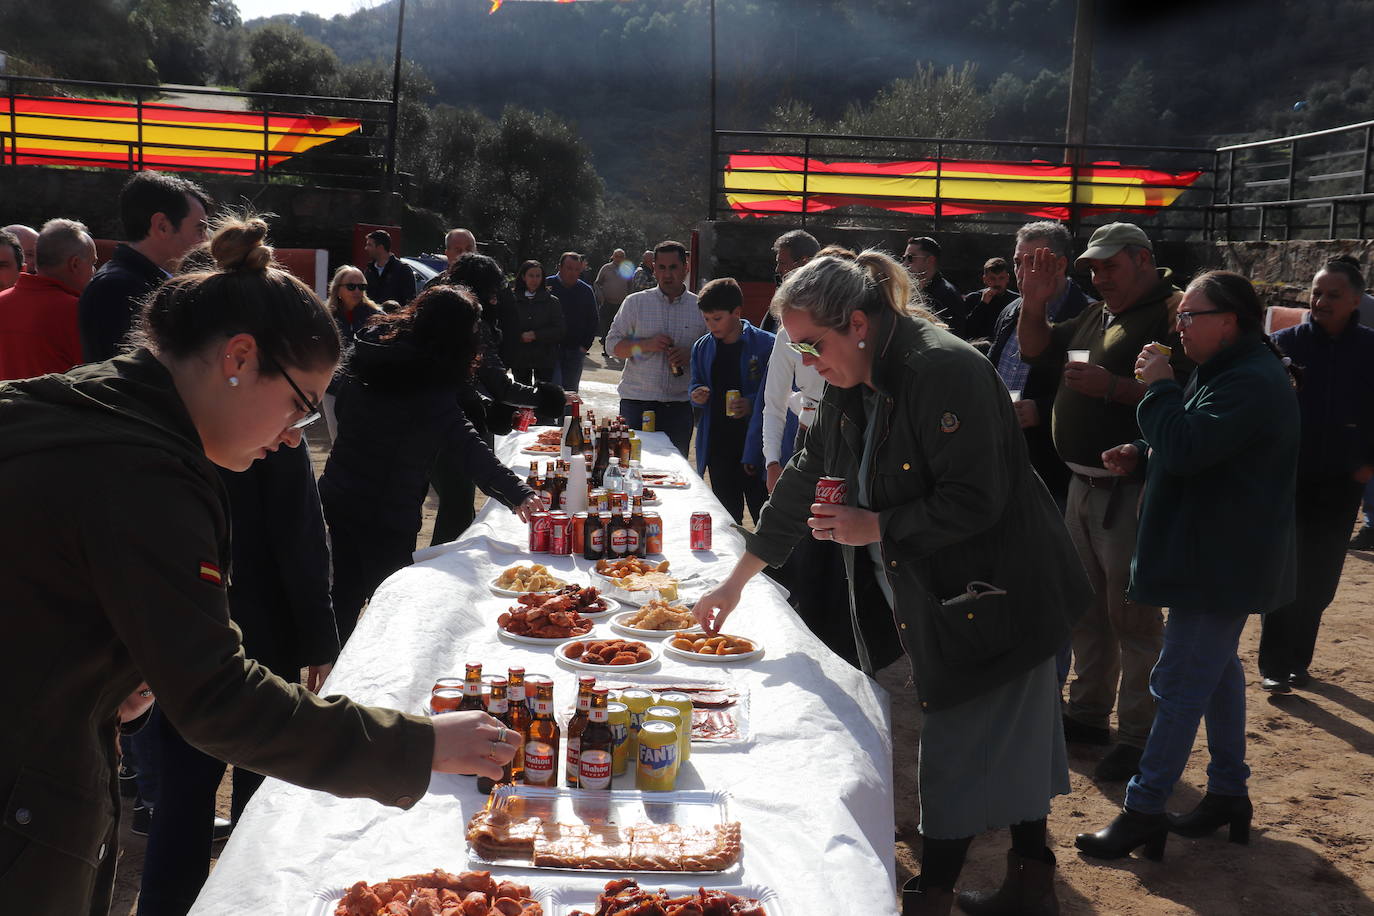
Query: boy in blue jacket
689 278 774 523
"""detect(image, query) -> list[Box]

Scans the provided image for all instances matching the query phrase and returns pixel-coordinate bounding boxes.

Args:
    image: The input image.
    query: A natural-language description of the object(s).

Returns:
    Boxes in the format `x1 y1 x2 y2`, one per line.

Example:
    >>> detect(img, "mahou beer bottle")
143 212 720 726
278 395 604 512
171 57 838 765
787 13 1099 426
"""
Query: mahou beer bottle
564 675 596 788
544 461 561 510
578 687 615 791
583 511 606 560
526 460 540 492
522 678 560 787
617 426 632 465
505 667 531 782
457 662 484 711
477 678 514 794
628 499 646 558
607 511 630 559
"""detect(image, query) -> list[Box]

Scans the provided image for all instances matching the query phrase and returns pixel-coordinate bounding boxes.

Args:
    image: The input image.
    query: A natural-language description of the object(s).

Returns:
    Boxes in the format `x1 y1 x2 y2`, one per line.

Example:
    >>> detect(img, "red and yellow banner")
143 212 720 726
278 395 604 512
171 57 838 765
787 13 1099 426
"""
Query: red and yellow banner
724 153 1202 220
0 95 362 174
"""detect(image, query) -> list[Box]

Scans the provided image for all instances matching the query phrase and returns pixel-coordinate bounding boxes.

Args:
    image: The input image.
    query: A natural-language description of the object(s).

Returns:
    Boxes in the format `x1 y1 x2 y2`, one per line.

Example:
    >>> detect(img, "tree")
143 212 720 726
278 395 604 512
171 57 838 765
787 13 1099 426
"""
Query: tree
243 23 341 99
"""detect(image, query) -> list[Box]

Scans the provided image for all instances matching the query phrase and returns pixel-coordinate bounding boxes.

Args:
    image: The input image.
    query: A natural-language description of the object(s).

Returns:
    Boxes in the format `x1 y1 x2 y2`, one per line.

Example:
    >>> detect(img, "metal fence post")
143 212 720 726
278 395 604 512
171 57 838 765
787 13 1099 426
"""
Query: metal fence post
800 135 810 227
1361 126 1372 239
933 142 943 230
261 105 271 184
134 88 144 171
1285 140 1296 240
707 130 718 221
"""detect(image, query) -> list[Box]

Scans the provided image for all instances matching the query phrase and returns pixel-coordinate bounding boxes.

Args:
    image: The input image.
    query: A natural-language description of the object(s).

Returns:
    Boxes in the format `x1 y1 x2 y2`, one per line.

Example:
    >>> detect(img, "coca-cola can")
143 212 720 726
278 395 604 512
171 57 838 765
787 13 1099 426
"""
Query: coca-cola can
816 476 848 506
549 513 571 555
514 407 536 431
529 511 551 553
689 511 712 551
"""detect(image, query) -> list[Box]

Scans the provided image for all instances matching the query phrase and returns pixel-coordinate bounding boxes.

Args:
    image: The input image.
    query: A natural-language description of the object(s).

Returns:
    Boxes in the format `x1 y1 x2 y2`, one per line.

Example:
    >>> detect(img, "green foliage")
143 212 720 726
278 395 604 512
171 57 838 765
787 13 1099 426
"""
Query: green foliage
243 23 341 97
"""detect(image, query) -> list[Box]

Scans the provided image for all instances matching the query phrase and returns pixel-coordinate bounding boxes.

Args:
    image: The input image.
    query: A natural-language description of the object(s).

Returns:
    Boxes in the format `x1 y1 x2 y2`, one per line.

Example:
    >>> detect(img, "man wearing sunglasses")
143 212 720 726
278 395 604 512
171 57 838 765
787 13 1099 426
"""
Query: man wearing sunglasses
903 236 967 338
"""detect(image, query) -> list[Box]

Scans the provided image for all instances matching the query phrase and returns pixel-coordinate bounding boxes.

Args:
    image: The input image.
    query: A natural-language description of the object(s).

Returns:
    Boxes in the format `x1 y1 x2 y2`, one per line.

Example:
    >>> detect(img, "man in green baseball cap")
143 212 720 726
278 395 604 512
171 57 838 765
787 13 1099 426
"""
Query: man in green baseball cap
1015 220 1189 785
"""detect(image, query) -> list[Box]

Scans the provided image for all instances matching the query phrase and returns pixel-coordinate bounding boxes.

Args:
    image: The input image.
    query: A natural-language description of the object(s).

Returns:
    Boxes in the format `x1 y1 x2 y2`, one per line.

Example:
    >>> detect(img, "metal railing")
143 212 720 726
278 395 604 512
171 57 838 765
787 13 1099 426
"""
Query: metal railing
1214 119 1374 241
0 75 398 189
710 130 1218 242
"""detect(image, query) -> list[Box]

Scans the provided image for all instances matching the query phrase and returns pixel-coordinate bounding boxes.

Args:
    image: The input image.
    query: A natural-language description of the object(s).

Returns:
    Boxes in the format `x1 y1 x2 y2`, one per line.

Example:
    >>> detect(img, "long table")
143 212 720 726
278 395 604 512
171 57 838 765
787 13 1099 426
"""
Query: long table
191 429 897 914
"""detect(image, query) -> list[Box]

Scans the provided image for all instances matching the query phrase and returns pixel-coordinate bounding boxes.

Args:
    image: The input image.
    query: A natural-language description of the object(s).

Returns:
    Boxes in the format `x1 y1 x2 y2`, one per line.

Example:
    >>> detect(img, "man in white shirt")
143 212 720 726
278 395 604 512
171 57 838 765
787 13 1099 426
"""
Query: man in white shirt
606 240 706 456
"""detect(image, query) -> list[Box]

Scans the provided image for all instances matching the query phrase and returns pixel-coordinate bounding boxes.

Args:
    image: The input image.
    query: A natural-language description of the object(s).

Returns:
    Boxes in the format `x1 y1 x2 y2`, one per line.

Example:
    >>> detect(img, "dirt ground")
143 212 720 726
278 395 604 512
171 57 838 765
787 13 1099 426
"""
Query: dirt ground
108 355 1374 915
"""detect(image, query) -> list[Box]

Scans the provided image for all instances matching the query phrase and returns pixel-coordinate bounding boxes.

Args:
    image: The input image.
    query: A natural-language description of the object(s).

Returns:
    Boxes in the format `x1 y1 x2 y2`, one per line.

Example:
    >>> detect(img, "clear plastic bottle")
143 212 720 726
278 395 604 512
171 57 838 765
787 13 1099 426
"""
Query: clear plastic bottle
625 459 644 501
603 456 624 495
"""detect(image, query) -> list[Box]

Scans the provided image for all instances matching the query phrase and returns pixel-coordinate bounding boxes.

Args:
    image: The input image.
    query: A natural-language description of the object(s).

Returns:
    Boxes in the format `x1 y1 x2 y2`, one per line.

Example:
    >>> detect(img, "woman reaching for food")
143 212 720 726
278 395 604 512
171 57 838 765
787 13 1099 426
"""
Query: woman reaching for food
0 216 518 915
694 250 1091 916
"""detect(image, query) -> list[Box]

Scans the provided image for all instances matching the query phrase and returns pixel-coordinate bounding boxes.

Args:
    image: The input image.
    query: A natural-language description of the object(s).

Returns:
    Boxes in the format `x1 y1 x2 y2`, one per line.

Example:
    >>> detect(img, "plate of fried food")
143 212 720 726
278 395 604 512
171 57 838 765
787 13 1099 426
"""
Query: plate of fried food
663 632 763 663
556 637 661 672
559 878 776 915
592 557 671 579
610 599 702 639
314 868 548 916
499 588 620 644
491 564 570 597
534 429 563 446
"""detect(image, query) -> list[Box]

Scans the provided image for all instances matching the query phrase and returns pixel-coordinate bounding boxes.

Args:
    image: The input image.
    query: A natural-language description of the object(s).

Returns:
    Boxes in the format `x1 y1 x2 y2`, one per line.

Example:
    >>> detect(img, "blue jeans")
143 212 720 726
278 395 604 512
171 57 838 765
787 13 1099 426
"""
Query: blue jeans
621 399 694 457
553 346 587 393
1125 610 1250 814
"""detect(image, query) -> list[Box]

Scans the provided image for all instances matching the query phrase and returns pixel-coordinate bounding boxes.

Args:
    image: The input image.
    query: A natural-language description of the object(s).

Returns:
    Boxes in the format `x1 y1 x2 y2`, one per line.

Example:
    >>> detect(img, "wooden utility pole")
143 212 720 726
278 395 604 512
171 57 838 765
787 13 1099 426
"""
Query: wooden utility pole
1064 0 1095 236
385 0 408 192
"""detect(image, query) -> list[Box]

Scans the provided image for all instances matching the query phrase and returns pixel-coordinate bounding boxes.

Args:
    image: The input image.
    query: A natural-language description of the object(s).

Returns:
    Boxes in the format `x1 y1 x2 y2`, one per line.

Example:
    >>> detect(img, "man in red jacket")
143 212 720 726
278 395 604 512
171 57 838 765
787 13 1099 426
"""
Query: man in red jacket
0 218 96 381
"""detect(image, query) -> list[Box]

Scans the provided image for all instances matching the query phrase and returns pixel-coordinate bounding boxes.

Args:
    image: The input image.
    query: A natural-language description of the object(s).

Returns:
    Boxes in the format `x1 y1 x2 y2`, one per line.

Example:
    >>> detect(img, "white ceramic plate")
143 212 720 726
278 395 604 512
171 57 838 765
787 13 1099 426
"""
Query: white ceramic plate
555 637 662 672
549 883 778 915
498 623 599 645
662 635 764 664
520 445 562 456
488 574 573 597
609 609 702 639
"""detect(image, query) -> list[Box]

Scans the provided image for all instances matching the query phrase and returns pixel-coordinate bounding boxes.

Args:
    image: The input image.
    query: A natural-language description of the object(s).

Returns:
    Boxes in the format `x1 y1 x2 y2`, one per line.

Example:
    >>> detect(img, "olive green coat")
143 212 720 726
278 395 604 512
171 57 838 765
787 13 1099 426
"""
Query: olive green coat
0 351 434 914
742 310 1092 710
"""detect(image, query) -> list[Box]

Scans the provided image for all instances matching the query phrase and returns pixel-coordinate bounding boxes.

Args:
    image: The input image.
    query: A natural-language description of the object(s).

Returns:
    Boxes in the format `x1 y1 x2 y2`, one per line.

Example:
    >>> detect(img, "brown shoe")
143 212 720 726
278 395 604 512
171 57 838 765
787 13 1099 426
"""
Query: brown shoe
903 876 956 916
957 849 1060 916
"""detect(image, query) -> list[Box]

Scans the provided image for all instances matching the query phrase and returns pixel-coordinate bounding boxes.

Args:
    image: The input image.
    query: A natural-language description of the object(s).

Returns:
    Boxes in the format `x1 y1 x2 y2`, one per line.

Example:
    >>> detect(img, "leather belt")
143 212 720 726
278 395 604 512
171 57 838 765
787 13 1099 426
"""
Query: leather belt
1073 473 1138 529
1073 473 1121 490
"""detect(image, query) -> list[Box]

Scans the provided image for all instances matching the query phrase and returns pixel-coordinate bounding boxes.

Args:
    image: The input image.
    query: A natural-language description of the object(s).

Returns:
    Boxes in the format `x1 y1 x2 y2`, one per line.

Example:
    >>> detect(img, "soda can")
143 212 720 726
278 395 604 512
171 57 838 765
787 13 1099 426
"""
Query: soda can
607 700 631 776
609 491 627 513
641 410 656 432
689 511 712 551
571 512 587 548
1135 342 1173 381
725 389 741 415
630 436 642 462
643 512 663 555
657 691 695 763
430 688 463 713
635 720 679 791
591 489 608 512
514 407 536 431
528 511 551 553
815 476 848 506
549 513 571 556
617 687 656 766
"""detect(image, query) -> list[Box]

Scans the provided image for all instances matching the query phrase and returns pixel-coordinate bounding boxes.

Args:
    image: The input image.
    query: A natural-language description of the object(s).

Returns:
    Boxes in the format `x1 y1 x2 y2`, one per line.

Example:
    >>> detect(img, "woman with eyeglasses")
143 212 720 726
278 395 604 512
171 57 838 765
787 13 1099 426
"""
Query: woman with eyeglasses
0 217 518 915
318 282 541 643
321 265 383 440
693 250 1091 916
1076 271 1299 862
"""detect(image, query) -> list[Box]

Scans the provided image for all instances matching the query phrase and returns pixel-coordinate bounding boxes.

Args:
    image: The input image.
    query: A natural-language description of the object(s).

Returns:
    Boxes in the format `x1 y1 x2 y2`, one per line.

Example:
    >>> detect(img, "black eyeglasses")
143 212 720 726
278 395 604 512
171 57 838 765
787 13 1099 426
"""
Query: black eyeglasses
1176 308 1226 328
342 283 366 291
260 351 322 429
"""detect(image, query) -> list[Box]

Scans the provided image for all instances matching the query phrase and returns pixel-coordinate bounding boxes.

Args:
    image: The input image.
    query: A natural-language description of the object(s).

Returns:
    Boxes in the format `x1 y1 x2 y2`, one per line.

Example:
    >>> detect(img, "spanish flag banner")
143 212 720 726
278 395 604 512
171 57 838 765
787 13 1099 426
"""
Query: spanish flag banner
724 153 1202 220
0 95 362 174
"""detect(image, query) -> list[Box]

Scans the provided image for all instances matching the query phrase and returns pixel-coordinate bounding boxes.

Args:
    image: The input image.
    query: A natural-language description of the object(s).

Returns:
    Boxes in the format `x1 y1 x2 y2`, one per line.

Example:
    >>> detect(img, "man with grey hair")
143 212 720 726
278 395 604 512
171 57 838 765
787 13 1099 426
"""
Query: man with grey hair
1017 221 1187 783
0 229 22 291
594 248 632 360
766 230 821 334
988 221 1090 508
0 218 96 380
444 228 476 267
3 224 38 275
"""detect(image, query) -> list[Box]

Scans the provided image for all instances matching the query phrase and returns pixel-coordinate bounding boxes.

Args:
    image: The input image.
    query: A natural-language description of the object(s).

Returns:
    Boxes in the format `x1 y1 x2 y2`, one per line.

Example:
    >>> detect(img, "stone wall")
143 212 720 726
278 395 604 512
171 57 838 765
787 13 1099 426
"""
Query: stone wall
1215 240 1374 307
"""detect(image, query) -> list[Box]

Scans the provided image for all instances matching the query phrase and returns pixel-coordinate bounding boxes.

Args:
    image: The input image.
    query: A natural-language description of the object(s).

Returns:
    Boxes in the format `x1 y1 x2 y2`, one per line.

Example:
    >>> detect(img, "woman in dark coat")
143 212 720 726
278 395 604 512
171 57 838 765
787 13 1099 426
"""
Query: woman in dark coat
322 264 383 441
502 259 564 387
319 284 540 642
429 253 567 545
1076 271 1299 860
694 250 1091 916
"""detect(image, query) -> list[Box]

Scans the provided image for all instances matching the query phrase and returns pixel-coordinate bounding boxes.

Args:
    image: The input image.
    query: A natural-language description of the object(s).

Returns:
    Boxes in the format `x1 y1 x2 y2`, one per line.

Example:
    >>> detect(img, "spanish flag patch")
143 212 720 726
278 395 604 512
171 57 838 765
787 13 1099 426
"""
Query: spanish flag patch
199 561 223 586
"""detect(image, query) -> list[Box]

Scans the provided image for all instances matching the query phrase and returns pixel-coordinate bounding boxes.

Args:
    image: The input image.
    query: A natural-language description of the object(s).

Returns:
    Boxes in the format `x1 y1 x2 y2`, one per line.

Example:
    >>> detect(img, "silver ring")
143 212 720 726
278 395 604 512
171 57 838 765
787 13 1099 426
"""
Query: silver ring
495 726 507 743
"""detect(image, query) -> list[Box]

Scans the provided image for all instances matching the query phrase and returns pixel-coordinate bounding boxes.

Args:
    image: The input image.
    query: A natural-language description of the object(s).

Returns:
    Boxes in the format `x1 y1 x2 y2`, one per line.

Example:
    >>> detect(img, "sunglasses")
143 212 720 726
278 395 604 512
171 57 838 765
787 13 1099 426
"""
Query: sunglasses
787 326 835 358
342 283 366 291
260 351 322 429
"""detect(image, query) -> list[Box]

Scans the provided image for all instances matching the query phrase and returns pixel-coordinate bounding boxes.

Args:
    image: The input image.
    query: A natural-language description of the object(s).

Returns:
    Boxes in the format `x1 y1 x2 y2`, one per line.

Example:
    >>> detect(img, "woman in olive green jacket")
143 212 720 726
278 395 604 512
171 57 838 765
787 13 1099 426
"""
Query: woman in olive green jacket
0 217 517 915
695 250 1092 916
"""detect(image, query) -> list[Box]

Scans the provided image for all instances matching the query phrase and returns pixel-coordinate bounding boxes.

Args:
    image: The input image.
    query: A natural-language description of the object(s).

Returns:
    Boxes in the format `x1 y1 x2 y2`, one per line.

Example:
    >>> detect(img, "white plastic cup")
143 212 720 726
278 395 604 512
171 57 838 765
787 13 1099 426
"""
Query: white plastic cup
1067 349 1091 364
1009 389 1023 403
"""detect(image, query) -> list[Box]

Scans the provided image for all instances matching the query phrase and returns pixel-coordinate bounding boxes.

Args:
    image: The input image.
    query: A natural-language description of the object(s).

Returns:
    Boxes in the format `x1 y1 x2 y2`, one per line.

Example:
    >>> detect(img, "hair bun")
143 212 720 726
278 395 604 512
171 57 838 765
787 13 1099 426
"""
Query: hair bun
210 216 273 273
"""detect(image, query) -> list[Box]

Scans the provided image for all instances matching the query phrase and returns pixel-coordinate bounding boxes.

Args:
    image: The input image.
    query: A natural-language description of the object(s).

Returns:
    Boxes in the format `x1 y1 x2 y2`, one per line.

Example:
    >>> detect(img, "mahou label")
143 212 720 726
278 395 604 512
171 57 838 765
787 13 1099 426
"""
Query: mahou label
524 741 555 782
578 750 613 789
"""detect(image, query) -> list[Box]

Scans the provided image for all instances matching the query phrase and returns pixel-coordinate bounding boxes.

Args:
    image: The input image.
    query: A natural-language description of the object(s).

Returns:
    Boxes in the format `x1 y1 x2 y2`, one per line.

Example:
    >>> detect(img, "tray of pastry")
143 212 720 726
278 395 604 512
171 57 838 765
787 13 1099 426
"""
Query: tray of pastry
466 786 741 874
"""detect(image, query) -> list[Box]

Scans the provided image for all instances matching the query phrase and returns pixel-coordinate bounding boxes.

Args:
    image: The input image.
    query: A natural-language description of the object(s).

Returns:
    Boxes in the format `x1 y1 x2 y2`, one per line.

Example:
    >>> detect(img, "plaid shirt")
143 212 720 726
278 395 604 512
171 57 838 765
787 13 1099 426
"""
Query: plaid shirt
606 286 705 402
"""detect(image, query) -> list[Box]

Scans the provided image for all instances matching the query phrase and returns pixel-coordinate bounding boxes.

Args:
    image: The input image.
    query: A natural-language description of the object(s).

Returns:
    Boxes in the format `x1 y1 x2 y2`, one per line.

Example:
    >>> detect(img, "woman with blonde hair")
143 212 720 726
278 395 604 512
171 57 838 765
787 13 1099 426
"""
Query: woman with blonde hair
322 264 383 438
694 250 1090 915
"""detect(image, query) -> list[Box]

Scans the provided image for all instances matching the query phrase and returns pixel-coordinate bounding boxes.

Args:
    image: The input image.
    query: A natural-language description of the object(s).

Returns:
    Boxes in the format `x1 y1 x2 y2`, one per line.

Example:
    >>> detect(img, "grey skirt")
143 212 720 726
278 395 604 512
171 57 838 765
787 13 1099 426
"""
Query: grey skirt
917 655 1069 838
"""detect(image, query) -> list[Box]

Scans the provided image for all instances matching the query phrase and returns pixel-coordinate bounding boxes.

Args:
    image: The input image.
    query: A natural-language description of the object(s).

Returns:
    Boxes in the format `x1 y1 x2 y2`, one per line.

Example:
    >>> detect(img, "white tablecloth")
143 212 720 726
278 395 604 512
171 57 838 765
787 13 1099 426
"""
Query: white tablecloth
191 430 896 914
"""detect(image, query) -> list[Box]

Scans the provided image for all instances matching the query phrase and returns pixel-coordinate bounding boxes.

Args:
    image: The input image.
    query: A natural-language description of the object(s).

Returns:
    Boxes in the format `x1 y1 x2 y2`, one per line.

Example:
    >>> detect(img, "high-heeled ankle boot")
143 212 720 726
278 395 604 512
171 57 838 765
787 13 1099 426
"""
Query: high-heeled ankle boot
1075 807 1169 861
903 876 955 916
1168 793 1253 844
956 849 1059 916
